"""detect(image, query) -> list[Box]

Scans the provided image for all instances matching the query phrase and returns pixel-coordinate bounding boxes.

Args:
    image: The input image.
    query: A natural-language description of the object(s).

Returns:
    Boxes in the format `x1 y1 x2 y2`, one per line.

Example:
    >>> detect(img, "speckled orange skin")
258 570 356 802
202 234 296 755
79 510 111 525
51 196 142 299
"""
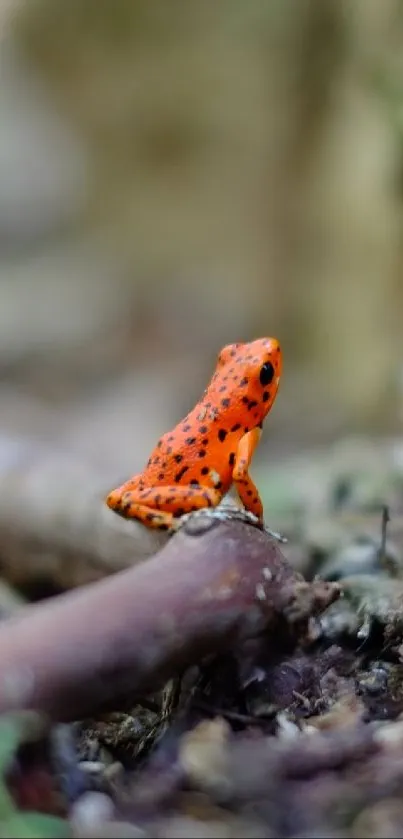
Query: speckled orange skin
106 337 282 530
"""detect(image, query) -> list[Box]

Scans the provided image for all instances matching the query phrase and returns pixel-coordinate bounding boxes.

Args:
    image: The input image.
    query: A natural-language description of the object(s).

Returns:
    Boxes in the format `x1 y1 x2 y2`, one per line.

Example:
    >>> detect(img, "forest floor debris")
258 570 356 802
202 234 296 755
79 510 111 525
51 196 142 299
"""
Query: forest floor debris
2 436 403 836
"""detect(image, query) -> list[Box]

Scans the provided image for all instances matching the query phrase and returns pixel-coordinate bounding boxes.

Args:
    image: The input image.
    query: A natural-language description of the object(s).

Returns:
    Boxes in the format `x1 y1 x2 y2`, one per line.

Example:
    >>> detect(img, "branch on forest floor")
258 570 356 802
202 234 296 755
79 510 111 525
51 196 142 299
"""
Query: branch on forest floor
0 515 339 721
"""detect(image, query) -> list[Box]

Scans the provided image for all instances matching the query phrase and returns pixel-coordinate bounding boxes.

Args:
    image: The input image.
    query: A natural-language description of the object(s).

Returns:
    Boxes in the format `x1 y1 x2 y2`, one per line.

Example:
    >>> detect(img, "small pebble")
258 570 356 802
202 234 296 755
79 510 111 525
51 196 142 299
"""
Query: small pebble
71 791 115 834
78 760 105 775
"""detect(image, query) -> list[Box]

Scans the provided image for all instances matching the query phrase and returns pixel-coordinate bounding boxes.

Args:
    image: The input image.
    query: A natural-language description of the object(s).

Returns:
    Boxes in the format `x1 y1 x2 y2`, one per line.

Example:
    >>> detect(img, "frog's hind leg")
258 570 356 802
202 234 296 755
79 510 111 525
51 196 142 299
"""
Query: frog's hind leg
108 483 222 531
106 475 141 514
118 501 175 531
106 479 174 529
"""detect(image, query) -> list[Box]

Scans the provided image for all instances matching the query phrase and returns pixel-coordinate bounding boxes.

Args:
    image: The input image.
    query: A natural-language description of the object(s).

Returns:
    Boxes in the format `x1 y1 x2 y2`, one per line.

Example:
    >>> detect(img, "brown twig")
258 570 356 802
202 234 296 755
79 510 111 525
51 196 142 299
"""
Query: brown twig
0 515 339 722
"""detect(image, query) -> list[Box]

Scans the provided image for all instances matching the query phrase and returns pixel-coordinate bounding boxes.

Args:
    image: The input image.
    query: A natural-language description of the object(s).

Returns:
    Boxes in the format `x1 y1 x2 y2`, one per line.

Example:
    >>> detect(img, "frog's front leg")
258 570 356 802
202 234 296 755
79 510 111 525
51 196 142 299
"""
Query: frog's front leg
232 427 263 522
107 484 222 530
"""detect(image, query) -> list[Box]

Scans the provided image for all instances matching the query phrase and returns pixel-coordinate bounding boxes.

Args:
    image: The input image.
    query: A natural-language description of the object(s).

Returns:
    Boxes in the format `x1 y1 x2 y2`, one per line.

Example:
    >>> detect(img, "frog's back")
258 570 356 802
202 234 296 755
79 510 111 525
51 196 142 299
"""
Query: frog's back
139 401 234 493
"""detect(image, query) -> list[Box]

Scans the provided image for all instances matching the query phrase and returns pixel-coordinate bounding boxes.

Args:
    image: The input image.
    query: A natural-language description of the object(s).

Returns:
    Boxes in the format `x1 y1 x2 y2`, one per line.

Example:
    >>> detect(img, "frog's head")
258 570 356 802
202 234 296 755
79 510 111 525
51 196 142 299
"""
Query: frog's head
213 337 282 427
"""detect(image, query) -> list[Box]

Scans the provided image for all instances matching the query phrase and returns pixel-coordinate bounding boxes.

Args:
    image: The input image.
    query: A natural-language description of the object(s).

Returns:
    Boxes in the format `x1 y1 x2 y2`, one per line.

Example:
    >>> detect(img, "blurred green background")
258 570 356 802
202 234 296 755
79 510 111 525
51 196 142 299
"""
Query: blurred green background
2 0 403 479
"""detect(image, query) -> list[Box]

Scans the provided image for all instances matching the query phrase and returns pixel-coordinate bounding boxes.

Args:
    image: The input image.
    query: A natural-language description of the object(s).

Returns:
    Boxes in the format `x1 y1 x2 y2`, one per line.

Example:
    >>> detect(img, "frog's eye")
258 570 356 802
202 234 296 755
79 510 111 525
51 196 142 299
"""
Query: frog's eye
259 361 275 386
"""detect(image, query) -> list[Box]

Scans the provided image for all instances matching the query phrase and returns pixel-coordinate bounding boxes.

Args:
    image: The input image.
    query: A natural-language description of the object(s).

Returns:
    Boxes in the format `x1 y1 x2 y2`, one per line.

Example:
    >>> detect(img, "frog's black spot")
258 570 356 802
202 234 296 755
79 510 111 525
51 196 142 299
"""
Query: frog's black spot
231 423 241 432
219 385 226 393
218 429 227 442
157 440 162 448
241 395 249 404
153 455 160 464
229 452 236 466
147 458 152 467
158 472 164 480
168 435 175 442
262 390 270 402
248 400 258 410
215 481 223 490
201 466 209 475
185 436 196 446
199 425 208 434
247 489 253 497
175 465 189 483
158 523 169 531
173 507 185 518
230 349 237 357
146 513 154 522
244 426 249 433
201 437 208 446
174 454 183 463
182 424 192 432
240 376 248 387
198 449 207 458
190 479 200 486
221 397 230 408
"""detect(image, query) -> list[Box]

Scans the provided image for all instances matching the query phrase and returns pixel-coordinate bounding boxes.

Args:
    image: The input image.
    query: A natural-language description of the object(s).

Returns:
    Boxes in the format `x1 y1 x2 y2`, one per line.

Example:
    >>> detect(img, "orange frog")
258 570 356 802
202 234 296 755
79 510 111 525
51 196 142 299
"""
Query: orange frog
106 337 282 531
